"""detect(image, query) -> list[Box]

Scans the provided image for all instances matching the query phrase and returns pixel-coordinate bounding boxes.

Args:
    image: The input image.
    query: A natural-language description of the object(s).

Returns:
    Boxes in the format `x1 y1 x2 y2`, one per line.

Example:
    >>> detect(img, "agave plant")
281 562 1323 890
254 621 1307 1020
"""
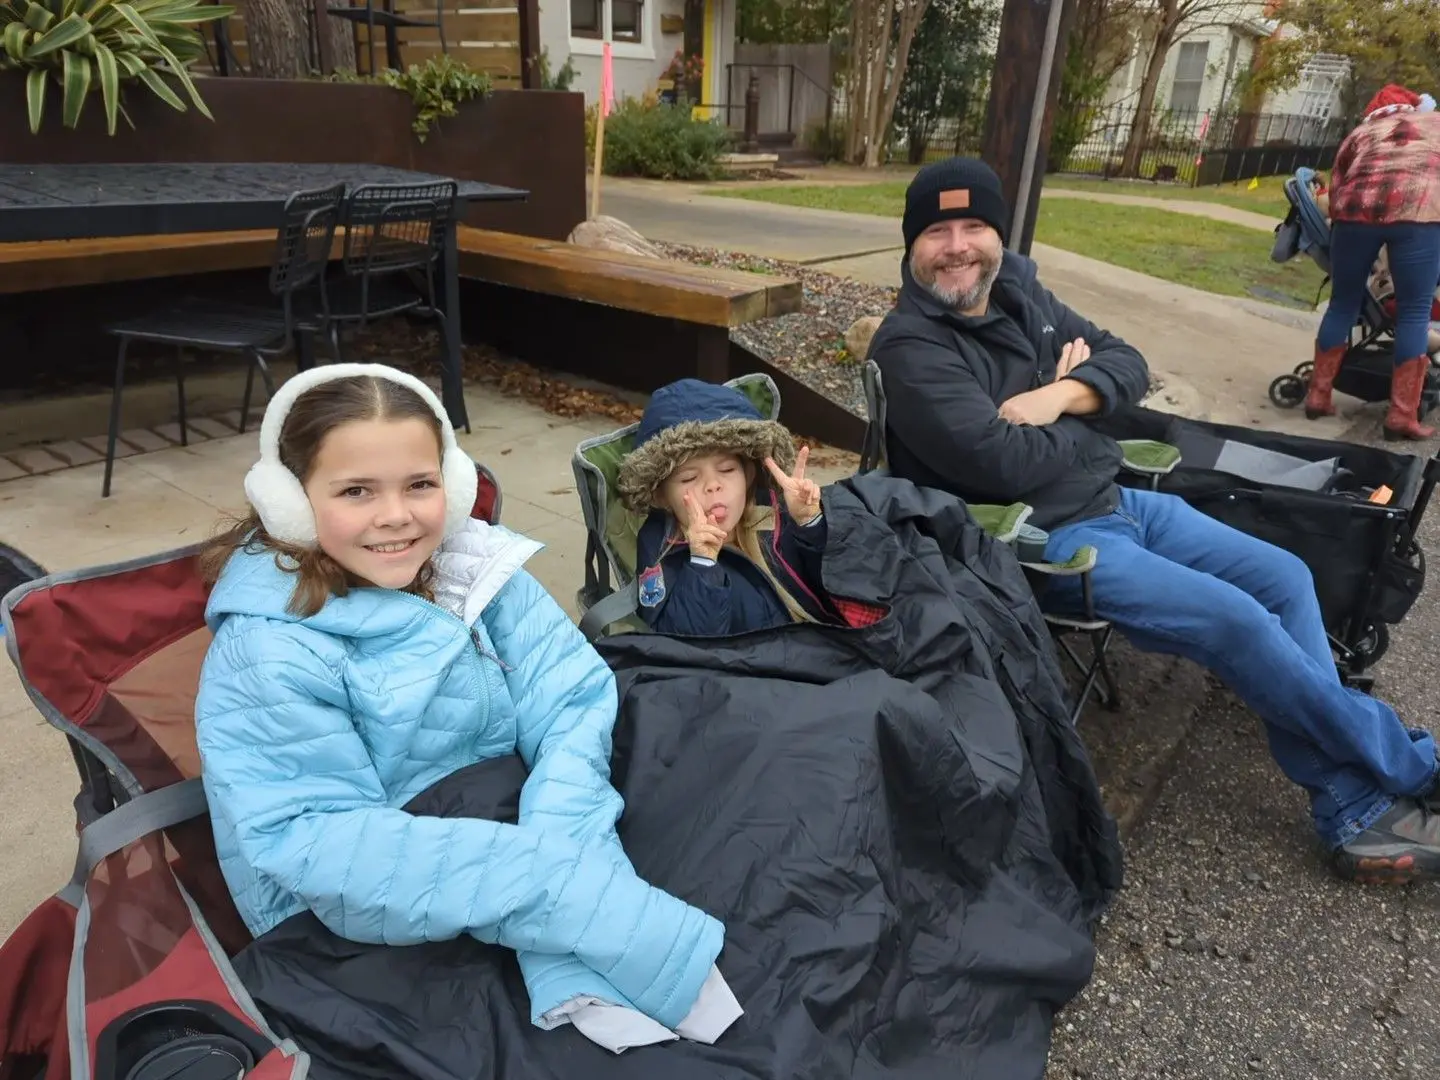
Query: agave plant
0 0 233 135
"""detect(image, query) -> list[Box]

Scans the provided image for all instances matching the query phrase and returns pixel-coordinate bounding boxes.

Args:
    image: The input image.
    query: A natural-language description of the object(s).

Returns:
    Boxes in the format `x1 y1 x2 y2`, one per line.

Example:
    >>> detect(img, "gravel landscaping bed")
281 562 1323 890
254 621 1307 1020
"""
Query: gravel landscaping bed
654 242 899 418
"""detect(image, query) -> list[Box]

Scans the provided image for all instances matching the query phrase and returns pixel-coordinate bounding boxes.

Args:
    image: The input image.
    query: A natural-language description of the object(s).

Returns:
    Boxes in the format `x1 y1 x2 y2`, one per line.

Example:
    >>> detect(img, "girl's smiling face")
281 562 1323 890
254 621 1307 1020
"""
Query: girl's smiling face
303 416 448 589
659 451 754 536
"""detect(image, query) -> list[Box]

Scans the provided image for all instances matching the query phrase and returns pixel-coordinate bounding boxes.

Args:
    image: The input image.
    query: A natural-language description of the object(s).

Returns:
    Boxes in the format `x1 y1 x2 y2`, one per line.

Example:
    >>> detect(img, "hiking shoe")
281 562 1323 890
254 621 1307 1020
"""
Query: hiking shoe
1333 799 1440 885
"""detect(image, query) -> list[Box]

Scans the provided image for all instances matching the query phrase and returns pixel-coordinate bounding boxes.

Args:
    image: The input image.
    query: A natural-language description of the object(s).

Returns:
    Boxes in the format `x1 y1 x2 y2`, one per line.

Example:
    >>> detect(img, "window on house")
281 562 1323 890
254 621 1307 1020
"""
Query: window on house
1169 41 1209 115
611 0 642 41
570 0 601 38
570 0 643 42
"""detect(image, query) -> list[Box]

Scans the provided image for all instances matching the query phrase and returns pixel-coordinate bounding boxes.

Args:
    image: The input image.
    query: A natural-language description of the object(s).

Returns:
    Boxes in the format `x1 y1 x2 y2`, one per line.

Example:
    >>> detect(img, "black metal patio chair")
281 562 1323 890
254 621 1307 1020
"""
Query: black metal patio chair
100 183 345 498
311 180 457 363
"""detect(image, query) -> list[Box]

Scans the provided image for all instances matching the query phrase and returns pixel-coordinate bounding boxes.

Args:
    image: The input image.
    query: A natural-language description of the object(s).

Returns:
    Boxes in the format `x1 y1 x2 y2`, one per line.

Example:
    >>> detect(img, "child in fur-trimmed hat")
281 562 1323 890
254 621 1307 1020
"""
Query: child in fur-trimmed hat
617 379 836 636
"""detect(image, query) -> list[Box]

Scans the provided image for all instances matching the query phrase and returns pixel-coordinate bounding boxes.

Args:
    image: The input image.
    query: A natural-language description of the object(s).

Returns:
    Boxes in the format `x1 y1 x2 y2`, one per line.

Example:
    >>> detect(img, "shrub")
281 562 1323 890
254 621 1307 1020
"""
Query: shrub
1 0 231 135
594 96 733 180
331 55 490 142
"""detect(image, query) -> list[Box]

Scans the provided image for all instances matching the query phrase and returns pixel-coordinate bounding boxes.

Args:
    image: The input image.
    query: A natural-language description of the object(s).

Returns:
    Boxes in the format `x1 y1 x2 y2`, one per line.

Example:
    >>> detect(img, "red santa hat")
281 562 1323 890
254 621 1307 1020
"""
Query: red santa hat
1364 84 1421 118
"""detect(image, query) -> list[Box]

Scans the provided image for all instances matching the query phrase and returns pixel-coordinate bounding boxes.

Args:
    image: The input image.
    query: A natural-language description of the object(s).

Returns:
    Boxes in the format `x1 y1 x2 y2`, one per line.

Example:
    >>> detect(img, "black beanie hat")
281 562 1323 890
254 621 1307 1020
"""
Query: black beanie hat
902 157 1010 252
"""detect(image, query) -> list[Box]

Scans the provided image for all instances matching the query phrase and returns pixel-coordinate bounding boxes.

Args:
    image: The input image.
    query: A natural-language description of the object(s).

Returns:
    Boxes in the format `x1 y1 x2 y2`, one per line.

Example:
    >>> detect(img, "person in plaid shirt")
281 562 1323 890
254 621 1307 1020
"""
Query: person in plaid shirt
1305 84 1440 440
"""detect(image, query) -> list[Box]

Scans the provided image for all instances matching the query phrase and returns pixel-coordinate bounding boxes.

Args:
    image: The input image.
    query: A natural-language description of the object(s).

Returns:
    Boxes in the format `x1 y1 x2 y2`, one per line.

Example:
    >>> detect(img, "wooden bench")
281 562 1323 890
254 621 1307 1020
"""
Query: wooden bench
0 230 288 295
1 224 806 411
455 226 803 383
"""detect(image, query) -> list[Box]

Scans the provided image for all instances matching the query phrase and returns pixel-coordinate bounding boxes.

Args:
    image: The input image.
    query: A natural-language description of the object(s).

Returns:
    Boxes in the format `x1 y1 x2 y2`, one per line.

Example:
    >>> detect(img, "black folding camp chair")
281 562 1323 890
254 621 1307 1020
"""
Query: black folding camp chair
860 359 1181 723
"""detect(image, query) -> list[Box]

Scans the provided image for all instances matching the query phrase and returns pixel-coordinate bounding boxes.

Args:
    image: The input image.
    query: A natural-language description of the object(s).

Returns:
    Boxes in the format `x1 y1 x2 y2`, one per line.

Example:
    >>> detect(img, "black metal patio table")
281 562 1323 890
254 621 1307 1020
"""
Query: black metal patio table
0 162 529 432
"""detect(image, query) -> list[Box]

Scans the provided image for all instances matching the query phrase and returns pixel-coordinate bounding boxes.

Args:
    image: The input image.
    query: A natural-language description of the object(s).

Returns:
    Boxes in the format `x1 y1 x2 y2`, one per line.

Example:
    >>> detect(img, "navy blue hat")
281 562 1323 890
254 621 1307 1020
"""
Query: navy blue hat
617 379 796 512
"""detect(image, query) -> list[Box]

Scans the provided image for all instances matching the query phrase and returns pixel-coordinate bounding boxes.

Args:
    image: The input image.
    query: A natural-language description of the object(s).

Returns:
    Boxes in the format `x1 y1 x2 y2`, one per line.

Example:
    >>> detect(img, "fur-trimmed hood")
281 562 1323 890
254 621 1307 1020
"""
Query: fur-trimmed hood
617 380 795 512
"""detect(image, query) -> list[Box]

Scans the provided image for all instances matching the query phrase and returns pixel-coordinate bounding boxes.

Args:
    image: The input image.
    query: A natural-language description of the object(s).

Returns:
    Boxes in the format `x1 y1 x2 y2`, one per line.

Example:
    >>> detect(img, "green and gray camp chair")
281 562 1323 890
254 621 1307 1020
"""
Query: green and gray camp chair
573 372 783 642
860 359 1180 724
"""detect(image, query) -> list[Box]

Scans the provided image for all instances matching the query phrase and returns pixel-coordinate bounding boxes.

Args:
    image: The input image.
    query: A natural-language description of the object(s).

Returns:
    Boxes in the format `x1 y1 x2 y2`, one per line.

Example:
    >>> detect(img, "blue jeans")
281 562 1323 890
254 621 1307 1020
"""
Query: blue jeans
1044 488 1439 848
1317 221 1440 361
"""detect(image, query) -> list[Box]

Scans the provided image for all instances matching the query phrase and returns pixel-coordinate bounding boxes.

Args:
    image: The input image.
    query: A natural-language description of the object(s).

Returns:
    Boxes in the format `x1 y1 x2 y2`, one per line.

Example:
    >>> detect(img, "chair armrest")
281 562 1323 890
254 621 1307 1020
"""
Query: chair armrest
967 502 1034 544
577 581 643 642
1021 545 1098 577
1118 439 1181 477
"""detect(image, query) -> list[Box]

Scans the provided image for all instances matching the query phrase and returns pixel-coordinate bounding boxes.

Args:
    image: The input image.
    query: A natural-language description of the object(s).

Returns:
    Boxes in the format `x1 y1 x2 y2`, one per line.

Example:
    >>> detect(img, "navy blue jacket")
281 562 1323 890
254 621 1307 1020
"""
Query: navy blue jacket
633 506 833 637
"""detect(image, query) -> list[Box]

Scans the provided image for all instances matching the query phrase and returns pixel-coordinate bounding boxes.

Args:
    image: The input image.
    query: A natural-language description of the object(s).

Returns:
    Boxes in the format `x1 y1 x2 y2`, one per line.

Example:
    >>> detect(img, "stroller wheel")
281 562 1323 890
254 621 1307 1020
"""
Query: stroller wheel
1294 360 1315 378
1269 373 1307 408
1349 622 1390 670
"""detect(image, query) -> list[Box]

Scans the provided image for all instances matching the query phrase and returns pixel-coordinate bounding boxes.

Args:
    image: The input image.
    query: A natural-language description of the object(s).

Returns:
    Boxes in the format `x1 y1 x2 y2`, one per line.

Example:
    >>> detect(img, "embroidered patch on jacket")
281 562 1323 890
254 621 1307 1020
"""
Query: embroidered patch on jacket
638 564 667 608
939 188 971 210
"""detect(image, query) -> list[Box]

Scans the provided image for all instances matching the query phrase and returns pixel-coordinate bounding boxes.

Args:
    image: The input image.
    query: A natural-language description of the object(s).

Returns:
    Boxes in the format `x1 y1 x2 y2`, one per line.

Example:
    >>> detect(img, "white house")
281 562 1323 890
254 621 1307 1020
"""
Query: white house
1102 4 1275 122
537 0 738 116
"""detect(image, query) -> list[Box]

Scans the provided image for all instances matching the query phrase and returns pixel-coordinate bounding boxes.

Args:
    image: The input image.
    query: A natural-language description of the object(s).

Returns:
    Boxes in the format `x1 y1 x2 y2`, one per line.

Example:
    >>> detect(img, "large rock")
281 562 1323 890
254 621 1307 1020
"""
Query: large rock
844 315 885 363
567 215 664 259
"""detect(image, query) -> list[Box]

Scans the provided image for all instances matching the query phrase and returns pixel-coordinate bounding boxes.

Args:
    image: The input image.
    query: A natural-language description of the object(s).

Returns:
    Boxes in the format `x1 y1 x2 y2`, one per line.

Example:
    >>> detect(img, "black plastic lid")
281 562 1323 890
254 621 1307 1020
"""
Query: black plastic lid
125 1035 255 1080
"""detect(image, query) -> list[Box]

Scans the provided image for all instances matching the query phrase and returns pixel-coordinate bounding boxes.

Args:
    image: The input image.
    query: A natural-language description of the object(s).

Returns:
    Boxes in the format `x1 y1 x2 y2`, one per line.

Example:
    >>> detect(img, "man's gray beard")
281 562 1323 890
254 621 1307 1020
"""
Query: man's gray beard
909 252 1000 312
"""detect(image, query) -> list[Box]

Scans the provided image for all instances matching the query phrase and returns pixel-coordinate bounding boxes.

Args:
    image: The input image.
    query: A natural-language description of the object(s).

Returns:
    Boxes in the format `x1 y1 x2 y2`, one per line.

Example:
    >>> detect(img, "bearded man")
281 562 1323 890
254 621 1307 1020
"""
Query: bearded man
867 157 1440 884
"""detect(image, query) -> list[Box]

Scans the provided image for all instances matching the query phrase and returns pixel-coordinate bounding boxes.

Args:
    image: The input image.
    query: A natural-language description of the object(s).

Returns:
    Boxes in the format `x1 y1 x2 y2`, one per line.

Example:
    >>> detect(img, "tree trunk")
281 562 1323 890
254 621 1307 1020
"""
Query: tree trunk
241 0 309 77
323 10 357 74
241 0 357 76
859 0 894 164
844 0 875 162
867 0 929 167
1119 23 1171 178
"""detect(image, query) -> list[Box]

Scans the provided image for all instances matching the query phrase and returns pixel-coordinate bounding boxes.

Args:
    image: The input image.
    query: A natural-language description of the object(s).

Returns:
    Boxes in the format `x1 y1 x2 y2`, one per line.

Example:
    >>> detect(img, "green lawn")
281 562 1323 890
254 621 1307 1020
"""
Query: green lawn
714 183 1321 306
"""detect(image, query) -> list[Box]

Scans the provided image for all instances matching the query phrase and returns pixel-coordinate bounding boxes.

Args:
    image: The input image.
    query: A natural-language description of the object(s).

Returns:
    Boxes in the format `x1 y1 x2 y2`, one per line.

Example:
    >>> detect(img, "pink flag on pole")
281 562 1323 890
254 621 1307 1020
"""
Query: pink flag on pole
600 42 614 117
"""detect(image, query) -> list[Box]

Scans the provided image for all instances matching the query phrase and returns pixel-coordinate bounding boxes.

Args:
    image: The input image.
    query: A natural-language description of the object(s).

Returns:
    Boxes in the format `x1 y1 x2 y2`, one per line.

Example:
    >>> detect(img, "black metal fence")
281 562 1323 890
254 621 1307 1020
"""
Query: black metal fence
898 105 990 165
1046 103 1353 185
878 101 1353 185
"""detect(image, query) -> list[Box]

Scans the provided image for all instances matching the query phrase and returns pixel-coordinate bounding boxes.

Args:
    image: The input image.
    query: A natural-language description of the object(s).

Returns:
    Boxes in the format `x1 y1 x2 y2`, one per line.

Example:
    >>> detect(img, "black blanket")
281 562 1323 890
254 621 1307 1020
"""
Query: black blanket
230 474 1122 1080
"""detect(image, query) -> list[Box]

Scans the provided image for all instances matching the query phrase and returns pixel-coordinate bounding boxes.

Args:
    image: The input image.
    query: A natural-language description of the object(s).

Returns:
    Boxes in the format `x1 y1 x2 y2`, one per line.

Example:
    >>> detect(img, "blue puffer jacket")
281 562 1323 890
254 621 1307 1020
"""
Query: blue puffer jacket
195 520 725 1030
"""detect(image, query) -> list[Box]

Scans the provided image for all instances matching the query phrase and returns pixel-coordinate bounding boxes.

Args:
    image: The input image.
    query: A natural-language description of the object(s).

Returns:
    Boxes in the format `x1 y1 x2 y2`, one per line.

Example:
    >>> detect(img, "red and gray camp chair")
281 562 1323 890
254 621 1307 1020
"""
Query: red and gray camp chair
0 463 501 1080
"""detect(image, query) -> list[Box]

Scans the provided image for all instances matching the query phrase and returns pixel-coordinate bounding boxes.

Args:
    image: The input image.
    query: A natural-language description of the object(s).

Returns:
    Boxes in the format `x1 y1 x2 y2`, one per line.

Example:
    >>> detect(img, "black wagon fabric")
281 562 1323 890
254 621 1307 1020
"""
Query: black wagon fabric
1095 405 1432 631
229 474 1122 1080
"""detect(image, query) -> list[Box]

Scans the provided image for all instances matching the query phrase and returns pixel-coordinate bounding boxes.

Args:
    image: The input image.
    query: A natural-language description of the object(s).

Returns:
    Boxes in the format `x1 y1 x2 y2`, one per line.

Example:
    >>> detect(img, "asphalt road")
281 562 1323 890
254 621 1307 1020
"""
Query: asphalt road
1047 413 1440 1080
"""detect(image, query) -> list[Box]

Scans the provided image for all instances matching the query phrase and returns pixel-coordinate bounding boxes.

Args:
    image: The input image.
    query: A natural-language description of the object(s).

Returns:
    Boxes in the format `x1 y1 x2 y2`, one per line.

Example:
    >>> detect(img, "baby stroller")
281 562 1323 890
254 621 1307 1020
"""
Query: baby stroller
1268 166 1440 417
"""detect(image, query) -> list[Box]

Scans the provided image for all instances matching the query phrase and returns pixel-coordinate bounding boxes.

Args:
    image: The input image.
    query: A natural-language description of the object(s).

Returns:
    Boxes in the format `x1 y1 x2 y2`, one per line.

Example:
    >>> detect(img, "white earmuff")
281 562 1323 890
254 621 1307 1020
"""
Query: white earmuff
244 363 478 546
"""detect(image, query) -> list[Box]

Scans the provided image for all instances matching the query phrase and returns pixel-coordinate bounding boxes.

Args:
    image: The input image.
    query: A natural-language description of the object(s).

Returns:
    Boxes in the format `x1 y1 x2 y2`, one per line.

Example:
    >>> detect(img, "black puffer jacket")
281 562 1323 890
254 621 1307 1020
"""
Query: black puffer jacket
868 251 1151 529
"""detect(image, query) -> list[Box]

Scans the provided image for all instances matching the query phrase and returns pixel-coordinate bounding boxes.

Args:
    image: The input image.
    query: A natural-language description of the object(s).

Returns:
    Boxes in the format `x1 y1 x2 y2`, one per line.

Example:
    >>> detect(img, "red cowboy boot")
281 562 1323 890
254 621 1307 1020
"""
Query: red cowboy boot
1304 342 1348 419
1383 356 1437 441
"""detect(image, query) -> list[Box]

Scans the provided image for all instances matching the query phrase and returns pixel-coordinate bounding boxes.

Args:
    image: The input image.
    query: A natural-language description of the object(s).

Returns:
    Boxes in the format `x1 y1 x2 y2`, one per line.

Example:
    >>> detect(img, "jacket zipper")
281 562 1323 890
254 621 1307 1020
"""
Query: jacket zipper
390 591 513 718
470 627 513 672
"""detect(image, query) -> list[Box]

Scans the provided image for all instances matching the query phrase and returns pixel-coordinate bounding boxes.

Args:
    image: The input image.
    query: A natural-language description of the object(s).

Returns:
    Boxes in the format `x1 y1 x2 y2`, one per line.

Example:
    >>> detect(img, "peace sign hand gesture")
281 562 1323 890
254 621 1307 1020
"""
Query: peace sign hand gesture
681 491 729 560
764 445 822 525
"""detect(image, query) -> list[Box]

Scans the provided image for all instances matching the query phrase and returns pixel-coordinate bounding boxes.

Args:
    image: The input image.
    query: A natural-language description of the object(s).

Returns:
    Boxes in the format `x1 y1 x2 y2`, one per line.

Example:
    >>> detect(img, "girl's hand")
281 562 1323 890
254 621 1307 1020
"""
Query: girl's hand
682 491 728 560
764 445 822 524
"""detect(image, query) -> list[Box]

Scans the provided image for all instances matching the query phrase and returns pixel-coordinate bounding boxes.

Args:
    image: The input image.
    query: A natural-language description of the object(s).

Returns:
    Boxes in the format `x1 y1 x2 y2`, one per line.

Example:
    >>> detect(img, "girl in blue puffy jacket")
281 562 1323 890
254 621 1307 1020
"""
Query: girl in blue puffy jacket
616 379 836 636
195 363 739 1052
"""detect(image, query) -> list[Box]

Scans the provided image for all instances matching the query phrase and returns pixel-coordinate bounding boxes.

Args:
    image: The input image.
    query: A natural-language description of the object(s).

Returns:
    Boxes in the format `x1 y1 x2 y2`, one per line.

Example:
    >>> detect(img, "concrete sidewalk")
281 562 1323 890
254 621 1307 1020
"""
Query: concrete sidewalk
1040 187 1279 231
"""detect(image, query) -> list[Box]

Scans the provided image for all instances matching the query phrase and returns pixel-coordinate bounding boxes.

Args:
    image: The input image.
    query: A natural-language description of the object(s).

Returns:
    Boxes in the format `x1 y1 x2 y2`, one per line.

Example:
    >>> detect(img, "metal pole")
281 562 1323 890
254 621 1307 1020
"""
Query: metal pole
743 73 761 153
1008 0 1066 250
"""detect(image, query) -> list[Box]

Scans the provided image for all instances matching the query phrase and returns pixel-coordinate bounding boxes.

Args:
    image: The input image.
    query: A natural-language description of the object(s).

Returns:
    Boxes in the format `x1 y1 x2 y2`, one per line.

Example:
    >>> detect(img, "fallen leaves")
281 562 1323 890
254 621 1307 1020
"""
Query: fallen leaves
340 320 645 427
